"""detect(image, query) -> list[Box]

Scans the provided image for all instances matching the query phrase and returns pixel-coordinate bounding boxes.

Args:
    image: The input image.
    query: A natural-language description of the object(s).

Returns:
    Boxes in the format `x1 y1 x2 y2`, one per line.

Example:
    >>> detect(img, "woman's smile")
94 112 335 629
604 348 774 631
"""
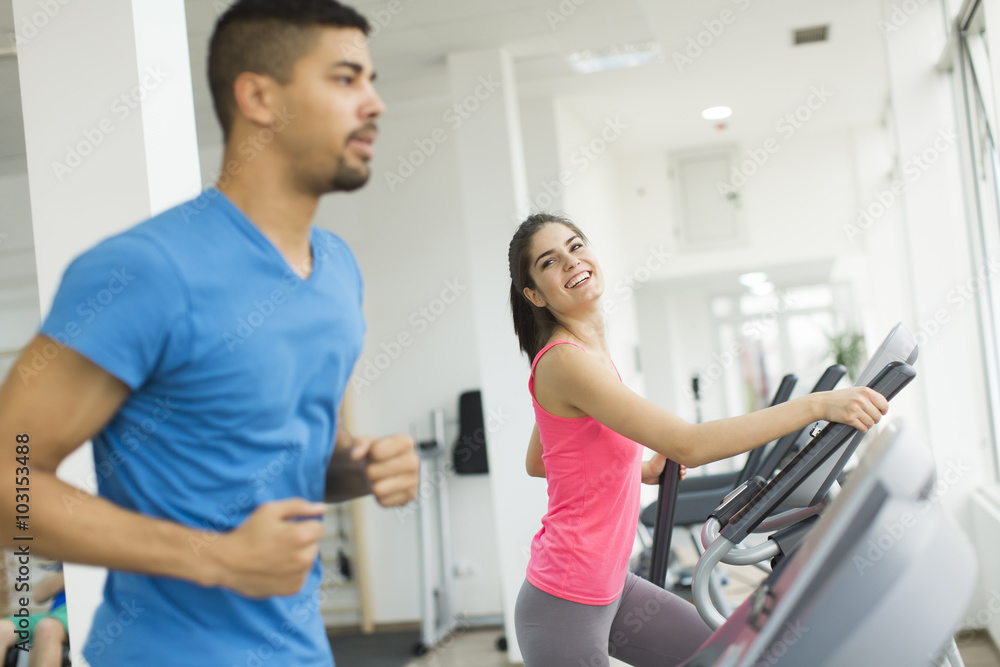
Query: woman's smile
565 270 592 289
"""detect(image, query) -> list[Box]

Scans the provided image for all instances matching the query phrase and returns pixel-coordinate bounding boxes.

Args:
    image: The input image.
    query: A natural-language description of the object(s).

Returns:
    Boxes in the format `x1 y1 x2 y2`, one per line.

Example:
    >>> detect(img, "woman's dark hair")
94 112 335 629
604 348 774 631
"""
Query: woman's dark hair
508 213 589 360
208 0 370 139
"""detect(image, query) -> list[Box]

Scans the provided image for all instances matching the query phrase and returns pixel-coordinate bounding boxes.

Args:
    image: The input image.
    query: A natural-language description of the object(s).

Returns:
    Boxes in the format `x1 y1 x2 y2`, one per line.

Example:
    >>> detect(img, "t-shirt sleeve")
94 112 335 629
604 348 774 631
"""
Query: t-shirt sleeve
39 233 189 391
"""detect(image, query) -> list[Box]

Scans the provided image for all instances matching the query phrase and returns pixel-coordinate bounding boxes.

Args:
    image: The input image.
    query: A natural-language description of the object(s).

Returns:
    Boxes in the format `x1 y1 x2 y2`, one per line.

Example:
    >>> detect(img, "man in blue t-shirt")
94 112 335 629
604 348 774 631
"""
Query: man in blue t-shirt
0 1 419 665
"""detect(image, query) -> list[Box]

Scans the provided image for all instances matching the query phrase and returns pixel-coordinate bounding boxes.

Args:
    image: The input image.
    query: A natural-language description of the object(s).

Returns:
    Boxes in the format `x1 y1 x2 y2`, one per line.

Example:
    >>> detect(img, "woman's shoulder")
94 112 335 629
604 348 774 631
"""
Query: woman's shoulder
534 338 620 385
534 339 600 381
534 338 586 365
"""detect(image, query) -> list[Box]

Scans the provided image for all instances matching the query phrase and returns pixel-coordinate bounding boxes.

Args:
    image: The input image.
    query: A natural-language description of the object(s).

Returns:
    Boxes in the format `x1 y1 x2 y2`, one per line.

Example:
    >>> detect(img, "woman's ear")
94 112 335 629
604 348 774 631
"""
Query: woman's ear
523 286 547 308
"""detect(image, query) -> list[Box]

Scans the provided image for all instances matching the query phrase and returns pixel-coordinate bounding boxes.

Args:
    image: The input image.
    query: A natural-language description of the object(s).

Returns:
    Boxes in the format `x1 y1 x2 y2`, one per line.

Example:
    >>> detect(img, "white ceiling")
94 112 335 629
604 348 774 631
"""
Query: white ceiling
0 0 892 324
0 0 889 162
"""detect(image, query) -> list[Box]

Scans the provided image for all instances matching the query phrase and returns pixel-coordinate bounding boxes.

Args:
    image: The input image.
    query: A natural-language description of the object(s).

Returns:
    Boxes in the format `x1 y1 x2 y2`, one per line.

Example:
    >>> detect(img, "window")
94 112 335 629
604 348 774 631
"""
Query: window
709 284 845 416
955 0 1000 478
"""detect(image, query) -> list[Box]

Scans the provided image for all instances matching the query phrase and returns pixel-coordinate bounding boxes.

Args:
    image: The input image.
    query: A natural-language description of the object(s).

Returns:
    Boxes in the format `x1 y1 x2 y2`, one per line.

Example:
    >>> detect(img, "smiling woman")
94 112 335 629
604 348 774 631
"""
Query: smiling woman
505 213 889 667
508 213 591 360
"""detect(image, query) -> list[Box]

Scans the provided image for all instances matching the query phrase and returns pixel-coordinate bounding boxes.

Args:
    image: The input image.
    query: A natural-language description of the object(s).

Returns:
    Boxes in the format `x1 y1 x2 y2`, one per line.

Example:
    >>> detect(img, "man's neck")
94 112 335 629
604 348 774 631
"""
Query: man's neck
216 156 319 279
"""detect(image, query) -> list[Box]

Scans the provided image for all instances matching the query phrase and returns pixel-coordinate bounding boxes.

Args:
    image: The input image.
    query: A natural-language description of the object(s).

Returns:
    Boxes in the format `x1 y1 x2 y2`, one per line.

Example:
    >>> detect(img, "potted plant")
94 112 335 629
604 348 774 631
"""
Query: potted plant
828 330 866 383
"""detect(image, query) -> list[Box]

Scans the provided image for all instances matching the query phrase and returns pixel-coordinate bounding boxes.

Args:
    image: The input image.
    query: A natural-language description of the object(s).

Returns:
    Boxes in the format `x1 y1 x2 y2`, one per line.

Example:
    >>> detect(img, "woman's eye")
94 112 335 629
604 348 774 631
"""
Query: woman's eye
571 244 582 251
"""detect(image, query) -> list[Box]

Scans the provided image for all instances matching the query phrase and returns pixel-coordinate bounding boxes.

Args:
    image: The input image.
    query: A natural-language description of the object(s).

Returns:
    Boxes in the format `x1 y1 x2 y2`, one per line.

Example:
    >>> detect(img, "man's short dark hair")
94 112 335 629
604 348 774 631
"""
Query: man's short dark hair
208 0 370 139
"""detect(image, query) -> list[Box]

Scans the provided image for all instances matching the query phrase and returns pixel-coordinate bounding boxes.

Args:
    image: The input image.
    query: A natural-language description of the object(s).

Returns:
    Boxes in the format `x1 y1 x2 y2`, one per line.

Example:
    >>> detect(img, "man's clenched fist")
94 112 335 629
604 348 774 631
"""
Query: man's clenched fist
351 434 419 507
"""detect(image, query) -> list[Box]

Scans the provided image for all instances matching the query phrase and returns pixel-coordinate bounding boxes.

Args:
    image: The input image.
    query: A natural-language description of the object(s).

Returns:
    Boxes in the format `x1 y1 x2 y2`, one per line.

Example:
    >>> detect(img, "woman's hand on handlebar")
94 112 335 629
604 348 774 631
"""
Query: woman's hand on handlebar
641 453 687 485
815 387 889 433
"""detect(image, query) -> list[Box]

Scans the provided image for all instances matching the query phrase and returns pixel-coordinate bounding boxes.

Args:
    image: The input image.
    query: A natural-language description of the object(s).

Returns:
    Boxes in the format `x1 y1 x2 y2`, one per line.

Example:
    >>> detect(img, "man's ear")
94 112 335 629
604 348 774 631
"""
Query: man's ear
523 286 546 308
231 72 283 129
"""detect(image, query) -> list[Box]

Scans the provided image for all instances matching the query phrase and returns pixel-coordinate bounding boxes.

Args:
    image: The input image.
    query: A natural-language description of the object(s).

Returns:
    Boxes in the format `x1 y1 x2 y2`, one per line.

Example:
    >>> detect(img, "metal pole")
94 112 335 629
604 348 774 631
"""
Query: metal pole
647 460 681 588
431 409 456 639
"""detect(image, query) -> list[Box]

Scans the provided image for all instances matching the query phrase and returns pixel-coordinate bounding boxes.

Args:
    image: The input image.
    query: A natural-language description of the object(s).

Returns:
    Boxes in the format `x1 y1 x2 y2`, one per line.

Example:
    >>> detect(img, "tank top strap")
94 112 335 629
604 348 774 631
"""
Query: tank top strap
530 340 587 378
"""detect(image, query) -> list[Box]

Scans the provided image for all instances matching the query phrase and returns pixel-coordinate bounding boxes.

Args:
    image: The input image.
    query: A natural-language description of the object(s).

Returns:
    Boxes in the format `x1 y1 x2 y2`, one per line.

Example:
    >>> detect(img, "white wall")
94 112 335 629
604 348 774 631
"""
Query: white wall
520 96 566 215
323 101 504 623
554 102 644 393
631 126 875 409
626 97 994 503
877 0 998 623
627 126 900 482
623 127 865 279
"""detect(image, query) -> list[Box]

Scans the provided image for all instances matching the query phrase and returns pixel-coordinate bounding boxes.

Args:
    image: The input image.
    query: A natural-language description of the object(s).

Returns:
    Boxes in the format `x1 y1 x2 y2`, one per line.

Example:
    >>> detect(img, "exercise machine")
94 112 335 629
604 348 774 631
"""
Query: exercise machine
692 356 918 629
644 323 916 590
413 408 458 656
680 421 975 666
412 400 506 656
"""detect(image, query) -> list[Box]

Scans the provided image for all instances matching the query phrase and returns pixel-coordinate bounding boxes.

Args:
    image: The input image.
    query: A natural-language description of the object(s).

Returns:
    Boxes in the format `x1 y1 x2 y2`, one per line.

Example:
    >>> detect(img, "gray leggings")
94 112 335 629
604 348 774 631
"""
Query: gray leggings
514 573 713 667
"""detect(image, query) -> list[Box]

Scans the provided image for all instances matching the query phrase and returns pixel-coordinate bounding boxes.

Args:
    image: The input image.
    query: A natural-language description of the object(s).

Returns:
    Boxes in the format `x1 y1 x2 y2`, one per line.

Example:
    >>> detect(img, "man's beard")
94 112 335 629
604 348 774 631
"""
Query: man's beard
330 156 370 192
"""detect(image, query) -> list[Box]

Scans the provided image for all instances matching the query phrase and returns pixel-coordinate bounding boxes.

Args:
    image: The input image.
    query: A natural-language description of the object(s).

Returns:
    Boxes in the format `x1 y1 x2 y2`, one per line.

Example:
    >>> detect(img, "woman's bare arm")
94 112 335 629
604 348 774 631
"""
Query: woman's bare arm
526 423 545 478
534 345 888 468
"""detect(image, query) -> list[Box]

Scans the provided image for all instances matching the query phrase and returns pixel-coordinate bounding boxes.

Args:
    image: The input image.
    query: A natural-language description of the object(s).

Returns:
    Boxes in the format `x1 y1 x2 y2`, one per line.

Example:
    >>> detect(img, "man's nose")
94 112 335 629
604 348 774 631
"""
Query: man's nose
364 83 386 120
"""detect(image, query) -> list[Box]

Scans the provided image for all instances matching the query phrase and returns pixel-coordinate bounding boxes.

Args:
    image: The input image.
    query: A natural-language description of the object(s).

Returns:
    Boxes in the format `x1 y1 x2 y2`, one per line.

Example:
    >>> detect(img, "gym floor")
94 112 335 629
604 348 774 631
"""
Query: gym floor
337 571 1000 667
405 629 508 666
396 628 1000 667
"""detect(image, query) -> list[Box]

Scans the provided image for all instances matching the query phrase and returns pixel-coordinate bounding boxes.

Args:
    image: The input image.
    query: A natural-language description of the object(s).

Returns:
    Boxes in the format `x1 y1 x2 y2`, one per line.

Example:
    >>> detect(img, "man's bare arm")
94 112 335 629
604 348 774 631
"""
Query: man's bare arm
0 335 224 584
324 426 373 504
0 335 325 598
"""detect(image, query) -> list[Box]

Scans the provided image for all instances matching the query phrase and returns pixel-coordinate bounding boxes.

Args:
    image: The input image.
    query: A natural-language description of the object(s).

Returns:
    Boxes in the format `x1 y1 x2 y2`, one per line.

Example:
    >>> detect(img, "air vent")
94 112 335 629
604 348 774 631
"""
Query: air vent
793 25 829 45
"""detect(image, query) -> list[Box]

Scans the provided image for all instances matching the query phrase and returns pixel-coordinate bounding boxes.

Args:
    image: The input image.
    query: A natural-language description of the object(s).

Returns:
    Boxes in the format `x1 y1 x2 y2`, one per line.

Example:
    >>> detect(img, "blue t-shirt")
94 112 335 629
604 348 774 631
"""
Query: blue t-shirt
48 563 65 611
39 188 365 666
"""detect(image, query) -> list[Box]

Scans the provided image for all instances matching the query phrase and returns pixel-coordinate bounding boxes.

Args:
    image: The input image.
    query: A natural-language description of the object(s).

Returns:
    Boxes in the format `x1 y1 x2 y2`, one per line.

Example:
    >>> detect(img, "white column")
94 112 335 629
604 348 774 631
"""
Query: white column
13 0 200 662
519 96 567 215
446 49 540 663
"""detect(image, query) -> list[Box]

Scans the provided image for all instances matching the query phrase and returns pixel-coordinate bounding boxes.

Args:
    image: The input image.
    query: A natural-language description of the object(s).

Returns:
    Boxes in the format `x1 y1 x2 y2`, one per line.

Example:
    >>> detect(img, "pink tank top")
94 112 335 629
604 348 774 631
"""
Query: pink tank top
525 340 643 605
